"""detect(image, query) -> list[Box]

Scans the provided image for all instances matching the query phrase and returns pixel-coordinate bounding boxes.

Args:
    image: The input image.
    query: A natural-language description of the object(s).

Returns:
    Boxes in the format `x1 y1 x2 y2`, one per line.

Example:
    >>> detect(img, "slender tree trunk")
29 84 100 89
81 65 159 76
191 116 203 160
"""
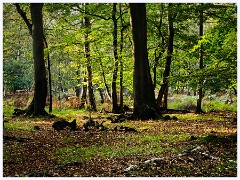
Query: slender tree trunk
43 35 52 113
28 3 47 116
75 64 82 98
80 74 87 108
98 56 111 99
119 3 124 112
98 88 104 104
129 3 160 119
84 5 96 111
196 3 204 114
111 3 119 113
153 5 165 90
157 3 174 110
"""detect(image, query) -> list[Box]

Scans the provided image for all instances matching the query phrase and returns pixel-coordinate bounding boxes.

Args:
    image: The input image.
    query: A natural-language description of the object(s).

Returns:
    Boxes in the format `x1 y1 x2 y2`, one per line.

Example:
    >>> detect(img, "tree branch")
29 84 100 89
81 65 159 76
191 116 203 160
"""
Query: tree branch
15 3 32 35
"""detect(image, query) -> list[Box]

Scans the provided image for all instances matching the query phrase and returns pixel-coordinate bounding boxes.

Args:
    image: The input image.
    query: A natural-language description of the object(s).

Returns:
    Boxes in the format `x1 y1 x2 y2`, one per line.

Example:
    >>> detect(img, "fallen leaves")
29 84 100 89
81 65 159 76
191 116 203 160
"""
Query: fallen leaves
3 111 237 177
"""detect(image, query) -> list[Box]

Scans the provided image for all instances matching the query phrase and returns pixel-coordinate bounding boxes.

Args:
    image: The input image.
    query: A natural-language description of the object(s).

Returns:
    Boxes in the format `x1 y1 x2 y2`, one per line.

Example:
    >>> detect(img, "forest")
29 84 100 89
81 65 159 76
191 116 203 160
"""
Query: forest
3 3 237 177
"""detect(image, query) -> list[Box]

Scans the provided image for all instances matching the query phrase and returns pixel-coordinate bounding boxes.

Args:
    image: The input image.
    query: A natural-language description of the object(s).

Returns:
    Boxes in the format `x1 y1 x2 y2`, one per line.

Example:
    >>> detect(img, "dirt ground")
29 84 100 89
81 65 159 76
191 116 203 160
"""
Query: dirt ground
3 111 237 177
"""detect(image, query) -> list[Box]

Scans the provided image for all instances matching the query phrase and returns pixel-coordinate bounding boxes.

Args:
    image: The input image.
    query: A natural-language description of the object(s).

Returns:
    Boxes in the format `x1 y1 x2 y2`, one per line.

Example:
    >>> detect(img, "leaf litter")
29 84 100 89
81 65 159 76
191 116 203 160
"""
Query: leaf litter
3 112 237 177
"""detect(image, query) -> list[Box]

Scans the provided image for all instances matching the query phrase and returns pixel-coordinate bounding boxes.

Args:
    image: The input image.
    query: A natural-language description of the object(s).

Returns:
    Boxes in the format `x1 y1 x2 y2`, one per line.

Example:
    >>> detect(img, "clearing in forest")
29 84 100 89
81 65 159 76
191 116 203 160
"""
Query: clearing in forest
3 110 237 177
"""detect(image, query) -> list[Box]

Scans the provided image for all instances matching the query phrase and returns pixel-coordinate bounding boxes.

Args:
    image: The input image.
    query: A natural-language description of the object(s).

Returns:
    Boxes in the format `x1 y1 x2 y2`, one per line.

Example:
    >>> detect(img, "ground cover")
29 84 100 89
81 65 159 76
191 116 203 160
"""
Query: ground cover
3 108 237 177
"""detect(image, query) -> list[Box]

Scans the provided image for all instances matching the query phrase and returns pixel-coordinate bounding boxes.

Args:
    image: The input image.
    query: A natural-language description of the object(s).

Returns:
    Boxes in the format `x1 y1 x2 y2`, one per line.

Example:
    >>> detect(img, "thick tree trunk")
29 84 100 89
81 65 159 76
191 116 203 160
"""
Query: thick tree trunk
156 3 174 110
129 3 160 119
84 7 96 111
111 3 119 113
196 3 204 114
28 3 47 116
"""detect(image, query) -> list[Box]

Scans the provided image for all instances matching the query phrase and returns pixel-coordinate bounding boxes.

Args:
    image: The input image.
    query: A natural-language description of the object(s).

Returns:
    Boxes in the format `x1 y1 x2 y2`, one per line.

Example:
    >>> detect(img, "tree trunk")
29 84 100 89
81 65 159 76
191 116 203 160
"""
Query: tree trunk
196 3 204 114
43 35 52 113
129 3 160 119
153 5 165 90
119 3 124 112
75 64 81 98
98 88 105 104
84 5 96 111
80 75 87 108
98 55 111 100
157 3 174 110
27 3 47 116
111 3 119 113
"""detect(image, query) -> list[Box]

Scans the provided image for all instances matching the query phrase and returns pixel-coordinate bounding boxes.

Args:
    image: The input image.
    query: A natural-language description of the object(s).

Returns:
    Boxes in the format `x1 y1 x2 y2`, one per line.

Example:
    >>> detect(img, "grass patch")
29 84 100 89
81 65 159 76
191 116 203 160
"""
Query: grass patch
175 113 227 121
202 100 237 112
3 106 15 116
55 132 190 164
54 144 176 164
4 121 34 131
168 94 237 112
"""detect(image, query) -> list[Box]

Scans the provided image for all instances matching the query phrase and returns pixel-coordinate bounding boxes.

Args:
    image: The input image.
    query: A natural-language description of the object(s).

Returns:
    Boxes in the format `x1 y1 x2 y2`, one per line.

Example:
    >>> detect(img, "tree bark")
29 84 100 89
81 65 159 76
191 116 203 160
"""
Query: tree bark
98 55 111 100
196 3 204 114
15 3 50 115
80 75 87 108
28 3 47 116
75 64 82 98
84 5 96 111
43 35 52 113
129 3 160 119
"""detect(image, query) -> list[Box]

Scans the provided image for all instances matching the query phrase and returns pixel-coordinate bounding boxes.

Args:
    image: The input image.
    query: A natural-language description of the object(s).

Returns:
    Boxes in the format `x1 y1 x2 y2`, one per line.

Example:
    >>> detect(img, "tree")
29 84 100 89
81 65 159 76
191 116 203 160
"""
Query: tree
84 4 96 111
111 3 120 113
129 3 160 119
26 3 48 116
195 3 204 114
156 3 176 110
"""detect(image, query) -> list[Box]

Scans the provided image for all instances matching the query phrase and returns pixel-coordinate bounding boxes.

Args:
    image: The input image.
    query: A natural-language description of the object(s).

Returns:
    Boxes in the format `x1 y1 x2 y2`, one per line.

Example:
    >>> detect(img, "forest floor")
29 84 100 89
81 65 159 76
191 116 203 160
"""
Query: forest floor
3 109 237 177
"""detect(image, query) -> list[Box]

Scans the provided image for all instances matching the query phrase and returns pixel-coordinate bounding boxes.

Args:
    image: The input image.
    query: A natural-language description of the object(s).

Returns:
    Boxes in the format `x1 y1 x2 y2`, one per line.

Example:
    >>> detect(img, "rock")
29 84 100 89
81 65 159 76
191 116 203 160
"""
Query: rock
190 135 197 140
13 108 27 116
34 126 40 130
124 164 139 172
52 120 70 131
172 116 178 120
52 119 77 131
69 119 77 131
164 115 171 120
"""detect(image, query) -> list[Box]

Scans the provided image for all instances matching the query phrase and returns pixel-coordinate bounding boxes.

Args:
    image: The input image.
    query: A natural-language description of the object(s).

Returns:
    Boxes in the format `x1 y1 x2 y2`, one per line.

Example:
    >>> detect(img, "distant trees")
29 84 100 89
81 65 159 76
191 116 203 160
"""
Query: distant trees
3 3 237 117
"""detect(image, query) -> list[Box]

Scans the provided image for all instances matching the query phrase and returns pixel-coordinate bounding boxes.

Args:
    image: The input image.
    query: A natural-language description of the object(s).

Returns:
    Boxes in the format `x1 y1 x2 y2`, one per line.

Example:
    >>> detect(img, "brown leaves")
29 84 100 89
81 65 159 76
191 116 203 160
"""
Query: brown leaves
3 111 237 177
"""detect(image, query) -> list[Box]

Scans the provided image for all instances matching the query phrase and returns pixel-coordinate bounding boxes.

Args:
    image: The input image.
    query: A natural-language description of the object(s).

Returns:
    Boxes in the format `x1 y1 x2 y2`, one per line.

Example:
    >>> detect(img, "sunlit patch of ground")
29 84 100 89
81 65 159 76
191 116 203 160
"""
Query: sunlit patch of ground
3 111 237 177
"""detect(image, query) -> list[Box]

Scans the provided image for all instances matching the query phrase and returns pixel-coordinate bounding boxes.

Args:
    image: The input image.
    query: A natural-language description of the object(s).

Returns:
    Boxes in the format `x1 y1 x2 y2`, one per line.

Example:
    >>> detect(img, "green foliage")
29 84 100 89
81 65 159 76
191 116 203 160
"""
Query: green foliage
3 3 237 112
168 95 197 110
